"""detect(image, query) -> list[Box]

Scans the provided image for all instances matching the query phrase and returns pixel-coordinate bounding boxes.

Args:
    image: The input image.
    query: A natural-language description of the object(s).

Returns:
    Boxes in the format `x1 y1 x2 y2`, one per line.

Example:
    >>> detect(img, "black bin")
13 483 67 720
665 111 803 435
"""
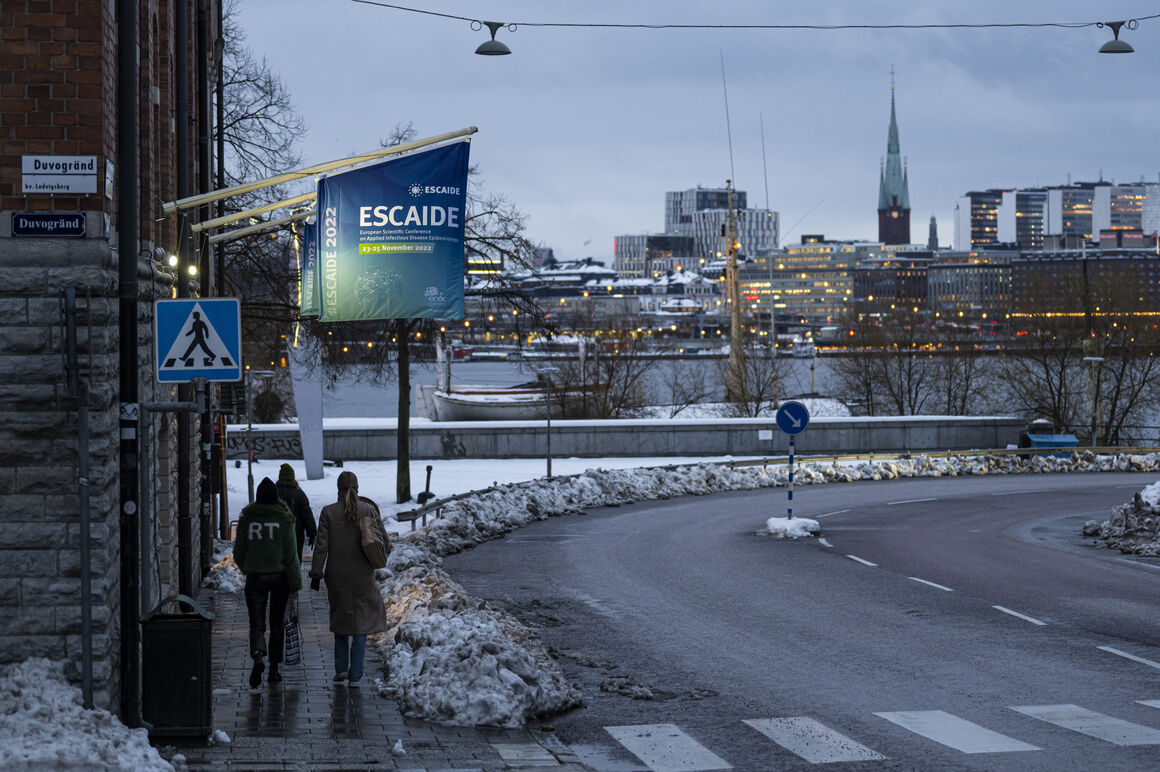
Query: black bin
141 594 215 737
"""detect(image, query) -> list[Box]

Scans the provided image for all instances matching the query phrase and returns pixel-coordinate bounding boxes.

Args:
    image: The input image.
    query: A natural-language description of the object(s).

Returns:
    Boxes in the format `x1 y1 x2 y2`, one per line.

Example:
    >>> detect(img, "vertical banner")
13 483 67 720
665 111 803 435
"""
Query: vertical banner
297 220 320 317
317 141 469 321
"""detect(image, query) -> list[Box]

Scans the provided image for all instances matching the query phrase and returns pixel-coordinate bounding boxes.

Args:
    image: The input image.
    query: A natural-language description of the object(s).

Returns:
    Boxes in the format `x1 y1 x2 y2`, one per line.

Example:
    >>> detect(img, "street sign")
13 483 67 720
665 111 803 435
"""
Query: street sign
775 401 810 435
11 212 85 237
155 298 242 383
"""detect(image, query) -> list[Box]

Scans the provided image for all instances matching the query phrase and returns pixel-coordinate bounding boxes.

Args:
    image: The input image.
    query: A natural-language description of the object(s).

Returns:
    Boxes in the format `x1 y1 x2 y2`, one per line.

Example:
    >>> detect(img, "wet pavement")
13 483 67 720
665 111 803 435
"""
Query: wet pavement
156 563 586 771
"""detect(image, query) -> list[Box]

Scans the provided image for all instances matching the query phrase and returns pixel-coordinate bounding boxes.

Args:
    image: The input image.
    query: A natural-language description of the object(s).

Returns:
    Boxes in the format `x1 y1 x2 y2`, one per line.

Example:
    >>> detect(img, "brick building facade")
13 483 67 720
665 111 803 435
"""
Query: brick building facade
0 0 220 719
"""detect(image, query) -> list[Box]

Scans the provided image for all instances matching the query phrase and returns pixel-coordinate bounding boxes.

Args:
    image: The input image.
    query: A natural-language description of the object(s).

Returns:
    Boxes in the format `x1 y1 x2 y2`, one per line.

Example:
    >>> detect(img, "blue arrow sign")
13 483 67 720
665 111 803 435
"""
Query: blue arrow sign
775 401 810 435
155 298 242 383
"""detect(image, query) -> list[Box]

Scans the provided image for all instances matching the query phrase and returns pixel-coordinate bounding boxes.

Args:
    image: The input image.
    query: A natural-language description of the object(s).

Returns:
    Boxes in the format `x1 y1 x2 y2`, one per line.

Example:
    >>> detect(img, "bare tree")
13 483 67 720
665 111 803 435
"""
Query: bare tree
658 356 712 418
717 338 787 417
829 315 889 415
929 322 994 415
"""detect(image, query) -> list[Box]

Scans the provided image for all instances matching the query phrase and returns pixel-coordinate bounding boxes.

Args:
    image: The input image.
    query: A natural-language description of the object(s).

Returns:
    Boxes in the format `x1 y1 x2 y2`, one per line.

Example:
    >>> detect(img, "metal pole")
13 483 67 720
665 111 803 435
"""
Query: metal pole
246 369 255 503
116 0 141 727
545 375 552 478
787 436 795 520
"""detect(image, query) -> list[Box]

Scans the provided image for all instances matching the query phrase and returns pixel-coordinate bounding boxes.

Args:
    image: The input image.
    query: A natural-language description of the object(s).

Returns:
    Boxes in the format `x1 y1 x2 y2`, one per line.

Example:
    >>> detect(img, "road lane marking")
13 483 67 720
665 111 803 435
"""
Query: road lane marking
874 710 1039 753
1136 700 1160 710
847 555 878 567
990 489 1048 496
909 577 954 592
992 606 1047 625
605 724 732 771
1098 645 1160 670
1117 559 1160 571
818 538 833 547
1010 704 1160 746
744 717 886 763
887 497 938 505
817 509 850 518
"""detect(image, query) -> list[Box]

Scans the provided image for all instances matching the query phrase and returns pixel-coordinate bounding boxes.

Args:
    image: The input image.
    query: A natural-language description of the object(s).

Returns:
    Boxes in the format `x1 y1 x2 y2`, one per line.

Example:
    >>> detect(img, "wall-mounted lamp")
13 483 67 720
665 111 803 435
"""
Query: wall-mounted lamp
474 21 513 55
1098 20 1136 53
166 254 179 268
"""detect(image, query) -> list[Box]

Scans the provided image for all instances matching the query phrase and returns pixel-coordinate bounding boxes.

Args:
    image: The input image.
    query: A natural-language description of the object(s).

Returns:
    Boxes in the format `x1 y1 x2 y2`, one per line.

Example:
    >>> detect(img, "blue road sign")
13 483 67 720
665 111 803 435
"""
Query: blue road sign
775 401 810 435
155 298 242 383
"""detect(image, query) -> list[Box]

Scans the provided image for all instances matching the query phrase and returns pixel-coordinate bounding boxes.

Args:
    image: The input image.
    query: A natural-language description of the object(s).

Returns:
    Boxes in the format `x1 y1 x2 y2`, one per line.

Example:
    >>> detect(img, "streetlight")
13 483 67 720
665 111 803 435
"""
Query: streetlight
1082 356 1104 447
538 366 559 477
245 368 276 502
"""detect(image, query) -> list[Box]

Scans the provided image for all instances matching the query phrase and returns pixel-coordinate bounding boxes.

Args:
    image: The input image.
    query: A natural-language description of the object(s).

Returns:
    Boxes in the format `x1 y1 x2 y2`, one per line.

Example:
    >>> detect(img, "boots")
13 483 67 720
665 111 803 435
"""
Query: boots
268 664 283 683
249 653 265 688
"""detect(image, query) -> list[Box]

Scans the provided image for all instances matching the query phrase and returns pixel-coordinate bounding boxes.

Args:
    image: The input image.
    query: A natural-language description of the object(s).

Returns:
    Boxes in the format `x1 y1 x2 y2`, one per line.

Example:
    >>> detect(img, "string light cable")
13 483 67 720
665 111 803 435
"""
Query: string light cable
349 2 1157 36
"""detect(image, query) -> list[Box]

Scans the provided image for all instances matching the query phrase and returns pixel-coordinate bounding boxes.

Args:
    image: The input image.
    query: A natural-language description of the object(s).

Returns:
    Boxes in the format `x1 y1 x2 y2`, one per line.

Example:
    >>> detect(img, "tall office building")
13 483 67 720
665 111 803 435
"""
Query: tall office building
612 234 697 279
954 190 1005 249
664 186 778 262
997 189 1046 250
877 87 911 245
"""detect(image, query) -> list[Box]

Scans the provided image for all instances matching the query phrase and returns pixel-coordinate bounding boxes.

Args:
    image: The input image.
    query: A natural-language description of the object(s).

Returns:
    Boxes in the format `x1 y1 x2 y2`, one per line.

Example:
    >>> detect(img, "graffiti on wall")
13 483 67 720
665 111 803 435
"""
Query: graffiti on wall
226 433 303 460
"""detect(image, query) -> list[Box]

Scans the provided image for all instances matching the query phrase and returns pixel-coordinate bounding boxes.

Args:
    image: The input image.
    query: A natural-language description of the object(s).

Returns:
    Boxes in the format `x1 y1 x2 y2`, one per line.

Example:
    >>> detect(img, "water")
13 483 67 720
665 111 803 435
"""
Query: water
320 356 837 418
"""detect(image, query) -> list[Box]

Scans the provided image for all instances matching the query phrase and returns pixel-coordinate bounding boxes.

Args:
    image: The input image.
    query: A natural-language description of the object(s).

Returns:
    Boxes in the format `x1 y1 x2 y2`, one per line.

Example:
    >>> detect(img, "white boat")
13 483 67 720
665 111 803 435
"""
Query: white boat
431 385 555 421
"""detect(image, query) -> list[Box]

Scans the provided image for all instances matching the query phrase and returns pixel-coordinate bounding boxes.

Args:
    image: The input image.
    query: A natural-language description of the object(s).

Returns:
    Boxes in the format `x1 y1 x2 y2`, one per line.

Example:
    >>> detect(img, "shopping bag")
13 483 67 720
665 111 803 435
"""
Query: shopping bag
283 593 302 666
358 496 391 569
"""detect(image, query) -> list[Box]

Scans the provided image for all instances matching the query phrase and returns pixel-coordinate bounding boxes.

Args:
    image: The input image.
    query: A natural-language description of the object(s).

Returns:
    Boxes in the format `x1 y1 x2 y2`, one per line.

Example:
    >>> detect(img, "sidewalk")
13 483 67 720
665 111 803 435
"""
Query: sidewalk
163 564 586 771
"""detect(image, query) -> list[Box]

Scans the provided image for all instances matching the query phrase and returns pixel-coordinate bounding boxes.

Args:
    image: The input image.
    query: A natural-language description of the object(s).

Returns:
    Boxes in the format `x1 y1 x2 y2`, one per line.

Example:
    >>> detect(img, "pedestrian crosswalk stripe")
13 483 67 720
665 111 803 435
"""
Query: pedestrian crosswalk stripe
605 723 732 771
1010 704 1160 746
874 710 1040 753
744 717 886 763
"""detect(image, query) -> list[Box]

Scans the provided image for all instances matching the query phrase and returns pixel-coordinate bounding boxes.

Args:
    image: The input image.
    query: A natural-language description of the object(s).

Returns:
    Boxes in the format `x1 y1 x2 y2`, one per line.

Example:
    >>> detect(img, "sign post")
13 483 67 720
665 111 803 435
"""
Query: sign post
154 298 242 383
774 401 811 520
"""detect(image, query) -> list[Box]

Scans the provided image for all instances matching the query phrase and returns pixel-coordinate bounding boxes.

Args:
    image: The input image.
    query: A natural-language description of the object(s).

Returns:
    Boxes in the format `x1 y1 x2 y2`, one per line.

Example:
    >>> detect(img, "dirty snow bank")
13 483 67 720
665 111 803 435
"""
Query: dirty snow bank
1084 479 1160 556
0 658 173 771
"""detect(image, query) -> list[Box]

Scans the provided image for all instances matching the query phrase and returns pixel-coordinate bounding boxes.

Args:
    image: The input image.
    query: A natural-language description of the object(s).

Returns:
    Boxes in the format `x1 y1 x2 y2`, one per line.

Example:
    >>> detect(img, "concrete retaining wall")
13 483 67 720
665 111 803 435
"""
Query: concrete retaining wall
227 416 1025 461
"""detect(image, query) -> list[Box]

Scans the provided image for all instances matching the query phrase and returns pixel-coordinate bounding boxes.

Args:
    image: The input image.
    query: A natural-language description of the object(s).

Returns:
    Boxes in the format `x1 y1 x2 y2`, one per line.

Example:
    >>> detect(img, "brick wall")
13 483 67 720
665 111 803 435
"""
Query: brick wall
0 0 216 714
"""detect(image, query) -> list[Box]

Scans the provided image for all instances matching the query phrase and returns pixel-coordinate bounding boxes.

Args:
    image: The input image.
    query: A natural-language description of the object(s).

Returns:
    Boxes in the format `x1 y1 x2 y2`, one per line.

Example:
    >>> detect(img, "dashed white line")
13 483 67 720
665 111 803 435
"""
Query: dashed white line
1098 646 1160 671
847 555 878 567
817 509 850 518
909 577 954 592
990 489 1048 496
888 497 938 505
992 606 1047 625
818 538 833 547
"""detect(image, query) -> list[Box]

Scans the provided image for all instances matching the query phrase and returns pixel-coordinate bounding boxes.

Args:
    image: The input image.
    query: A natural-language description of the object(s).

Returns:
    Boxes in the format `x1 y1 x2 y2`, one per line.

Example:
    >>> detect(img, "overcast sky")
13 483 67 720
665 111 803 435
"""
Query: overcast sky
235 1 1160 261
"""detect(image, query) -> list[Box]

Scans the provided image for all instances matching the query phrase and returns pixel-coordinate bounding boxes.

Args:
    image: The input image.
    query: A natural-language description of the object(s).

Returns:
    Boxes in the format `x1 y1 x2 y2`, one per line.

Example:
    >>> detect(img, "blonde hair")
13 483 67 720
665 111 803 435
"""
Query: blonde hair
337 471 360 522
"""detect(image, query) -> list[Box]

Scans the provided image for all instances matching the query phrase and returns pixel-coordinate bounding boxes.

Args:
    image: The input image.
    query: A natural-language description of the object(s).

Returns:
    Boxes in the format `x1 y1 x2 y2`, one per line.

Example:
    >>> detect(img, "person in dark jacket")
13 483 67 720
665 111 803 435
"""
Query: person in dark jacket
309 471 388 687
234 477 302 688
276 463 316 561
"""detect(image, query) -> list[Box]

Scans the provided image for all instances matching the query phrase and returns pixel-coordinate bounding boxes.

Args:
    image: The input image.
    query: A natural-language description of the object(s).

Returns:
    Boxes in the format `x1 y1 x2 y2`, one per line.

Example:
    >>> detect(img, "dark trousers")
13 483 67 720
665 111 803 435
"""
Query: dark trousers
244 571 290 664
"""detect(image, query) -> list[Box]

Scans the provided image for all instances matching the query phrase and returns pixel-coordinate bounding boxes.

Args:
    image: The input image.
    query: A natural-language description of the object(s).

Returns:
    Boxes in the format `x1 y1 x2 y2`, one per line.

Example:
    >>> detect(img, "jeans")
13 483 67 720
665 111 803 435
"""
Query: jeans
334 634 368 681
244 572 290 664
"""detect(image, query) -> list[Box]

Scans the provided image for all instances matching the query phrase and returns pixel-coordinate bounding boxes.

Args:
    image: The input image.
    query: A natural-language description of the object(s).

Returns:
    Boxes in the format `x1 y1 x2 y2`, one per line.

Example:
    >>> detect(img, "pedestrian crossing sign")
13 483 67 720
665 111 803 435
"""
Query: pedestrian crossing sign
154 298 242 383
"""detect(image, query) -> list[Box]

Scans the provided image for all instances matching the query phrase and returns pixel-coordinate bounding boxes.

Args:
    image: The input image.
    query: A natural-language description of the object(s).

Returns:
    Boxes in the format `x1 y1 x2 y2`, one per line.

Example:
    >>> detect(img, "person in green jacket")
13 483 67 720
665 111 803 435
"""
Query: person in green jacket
234 477 302 687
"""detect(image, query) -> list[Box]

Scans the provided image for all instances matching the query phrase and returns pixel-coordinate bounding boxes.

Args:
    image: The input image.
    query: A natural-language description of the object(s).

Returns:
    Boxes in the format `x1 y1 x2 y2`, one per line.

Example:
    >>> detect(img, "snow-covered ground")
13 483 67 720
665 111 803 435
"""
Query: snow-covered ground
7 449 1160 766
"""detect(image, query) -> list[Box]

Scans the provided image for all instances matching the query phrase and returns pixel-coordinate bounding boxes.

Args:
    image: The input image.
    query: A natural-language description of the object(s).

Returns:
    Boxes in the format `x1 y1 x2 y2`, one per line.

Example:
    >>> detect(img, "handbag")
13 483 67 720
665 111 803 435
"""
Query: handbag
283 593 302 666
358 495 390 569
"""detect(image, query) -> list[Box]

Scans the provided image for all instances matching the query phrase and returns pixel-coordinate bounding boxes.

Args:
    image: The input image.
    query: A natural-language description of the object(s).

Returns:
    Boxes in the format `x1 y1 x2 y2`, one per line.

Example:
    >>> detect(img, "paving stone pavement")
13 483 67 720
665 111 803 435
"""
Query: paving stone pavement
154 560 587 771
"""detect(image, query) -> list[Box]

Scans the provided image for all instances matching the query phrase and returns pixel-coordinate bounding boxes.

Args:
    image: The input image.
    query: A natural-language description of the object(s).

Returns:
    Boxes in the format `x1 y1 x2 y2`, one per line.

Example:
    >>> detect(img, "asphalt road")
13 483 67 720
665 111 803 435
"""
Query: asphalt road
444 472 1160 772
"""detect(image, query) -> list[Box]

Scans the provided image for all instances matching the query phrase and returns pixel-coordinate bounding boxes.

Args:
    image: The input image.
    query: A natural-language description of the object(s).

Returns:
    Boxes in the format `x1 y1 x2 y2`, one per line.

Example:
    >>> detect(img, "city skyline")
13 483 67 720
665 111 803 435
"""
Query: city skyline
234 1 1160 262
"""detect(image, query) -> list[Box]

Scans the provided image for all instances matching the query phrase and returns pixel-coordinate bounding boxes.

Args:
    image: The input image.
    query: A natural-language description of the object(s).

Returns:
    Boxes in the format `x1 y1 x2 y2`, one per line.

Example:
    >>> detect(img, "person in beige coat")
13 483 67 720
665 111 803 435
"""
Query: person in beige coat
309 470 388 686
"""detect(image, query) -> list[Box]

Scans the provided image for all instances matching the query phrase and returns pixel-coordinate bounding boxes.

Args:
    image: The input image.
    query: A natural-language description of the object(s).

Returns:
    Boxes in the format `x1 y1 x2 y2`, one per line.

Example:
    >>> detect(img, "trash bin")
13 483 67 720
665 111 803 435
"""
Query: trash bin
1019 432 1078 458
141 594 214 737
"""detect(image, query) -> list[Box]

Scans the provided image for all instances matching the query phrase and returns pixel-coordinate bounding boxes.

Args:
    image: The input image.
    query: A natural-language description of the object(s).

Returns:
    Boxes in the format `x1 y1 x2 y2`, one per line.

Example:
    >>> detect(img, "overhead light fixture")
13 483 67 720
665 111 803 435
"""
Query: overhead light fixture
474 21 512 55
1098 20 1135 53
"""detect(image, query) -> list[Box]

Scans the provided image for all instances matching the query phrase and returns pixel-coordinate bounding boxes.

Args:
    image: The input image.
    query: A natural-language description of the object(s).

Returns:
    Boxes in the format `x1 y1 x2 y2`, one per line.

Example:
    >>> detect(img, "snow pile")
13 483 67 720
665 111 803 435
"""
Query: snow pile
1084 480 1160 556
374 542 582 727
765 517 821 539
200 539 244 593
0 658 173 771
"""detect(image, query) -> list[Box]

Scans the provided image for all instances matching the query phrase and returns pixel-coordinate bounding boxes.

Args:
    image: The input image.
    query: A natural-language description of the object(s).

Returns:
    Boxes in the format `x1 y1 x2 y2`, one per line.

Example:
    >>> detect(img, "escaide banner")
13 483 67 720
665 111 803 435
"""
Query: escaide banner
316 140 469 321
297 220 320 317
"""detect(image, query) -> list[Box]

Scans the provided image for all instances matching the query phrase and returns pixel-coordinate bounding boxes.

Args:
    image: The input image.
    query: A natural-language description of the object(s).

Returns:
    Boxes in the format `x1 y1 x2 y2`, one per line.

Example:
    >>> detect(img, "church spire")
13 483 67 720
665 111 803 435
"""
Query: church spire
877 67 911 244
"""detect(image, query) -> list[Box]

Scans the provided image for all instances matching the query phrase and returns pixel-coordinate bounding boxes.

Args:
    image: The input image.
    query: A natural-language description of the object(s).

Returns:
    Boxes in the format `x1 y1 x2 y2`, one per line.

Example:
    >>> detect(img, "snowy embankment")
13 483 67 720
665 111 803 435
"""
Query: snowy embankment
204 450 1160 729
1084 479 1160 555
0 659 174 771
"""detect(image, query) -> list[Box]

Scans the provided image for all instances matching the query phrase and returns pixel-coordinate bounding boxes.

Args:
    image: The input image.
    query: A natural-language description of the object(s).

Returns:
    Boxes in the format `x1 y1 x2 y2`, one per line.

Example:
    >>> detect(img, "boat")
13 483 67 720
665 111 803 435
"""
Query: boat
431 384 555 421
